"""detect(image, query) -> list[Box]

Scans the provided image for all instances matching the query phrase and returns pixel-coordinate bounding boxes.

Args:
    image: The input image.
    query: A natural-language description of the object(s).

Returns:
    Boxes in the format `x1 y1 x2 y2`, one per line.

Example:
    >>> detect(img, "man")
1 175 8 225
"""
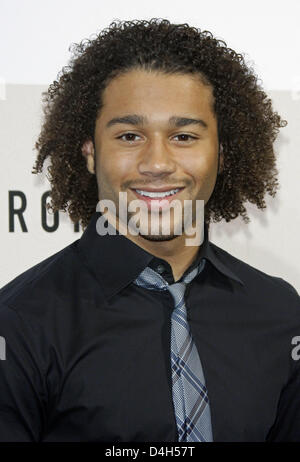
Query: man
0 19 299 442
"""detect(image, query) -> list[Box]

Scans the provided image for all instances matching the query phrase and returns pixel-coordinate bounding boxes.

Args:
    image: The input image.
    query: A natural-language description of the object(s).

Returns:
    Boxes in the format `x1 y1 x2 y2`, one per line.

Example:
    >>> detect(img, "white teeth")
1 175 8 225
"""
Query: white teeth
135 188 180 198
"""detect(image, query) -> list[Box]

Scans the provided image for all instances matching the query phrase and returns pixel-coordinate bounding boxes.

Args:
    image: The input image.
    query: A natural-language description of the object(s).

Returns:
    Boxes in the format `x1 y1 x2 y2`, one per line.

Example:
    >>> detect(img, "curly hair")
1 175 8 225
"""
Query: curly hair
32 18 286 230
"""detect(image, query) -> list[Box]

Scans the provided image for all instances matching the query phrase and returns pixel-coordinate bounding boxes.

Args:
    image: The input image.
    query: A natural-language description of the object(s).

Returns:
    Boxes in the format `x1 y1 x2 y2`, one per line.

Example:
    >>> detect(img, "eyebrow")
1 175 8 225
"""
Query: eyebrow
106 114 208 129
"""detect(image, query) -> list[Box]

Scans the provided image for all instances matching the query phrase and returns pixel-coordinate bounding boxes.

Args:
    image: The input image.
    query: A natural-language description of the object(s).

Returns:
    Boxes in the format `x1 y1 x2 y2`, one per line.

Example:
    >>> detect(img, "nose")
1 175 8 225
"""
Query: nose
137 137 176 177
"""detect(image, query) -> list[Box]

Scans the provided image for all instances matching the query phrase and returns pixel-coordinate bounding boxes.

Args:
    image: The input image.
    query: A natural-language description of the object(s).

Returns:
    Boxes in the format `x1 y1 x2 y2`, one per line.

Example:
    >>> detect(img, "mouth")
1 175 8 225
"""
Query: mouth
130 187 185 210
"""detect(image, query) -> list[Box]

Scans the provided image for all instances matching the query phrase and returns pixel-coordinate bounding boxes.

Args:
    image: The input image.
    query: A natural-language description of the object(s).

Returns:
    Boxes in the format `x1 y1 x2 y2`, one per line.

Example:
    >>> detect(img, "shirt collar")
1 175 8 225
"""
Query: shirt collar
77 211 244 300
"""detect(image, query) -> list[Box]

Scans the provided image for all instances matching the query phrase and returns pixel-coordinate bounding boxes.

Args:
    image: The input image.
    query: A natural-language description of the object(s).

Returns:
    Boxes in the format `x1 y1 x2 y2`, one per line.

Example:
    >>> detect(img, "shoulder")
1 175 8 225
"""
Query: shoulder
0 239 83 315
210 241 300 310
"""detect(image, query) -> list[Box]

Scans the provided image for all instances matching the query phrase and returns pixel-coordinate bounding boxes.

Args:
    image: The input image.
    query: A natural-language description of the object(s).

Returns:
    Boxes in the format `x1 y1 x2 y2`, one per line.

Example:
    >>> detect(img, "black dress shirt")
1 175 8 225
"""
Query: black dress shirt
0 211 300 442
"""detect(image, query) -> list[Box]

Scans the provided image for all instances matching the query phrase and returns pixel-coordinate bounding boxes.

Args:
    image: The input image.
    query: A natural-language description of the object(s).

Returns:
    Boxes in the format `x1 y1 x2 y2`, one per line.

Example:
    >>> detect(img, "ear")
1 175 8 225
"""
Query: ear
218 143 224 174
81 139 95 174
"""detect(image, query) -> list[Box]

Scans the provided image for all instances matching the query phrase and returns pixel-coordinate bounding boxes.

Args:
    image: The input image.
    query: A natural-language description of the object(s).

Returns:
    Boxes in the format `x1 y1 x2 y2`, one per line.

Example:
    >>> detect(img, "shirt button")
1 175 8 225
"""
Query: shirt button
156 264 165 274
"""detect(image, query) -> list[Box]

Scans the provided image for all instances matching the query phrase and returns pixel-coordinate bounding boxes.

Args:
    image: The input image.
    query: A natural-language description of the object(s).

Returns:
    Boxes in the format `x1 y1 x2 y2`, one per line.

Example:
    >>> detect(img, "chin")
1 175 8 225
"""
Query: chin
139 232 178 242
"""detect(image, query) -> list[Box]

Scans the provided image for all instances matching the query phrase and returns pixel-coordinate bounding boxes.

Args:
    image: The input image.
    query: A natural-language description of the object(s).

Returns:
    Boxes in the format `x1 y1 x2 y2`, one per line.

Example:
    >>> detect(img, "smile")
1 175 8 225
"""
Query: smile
134 188 181 198
130 187 185 210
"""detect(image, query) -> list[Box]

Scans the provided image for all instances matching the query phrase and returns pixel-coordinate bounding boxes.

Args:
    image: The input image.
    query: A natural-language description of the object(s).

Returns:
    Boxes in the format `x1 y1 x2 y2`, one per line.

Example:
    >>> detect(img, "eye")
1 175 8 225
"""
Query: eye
116 133 142 143
172 134 198 142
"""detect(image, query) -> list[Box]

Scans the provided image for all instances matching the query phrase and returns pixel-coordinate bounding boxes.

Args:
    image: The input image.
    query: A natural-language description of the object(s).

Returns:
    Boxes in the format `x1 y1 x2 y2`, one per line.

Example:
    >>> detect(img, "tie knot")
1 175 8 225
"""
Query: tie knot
134 266 169 291
133 259 206 294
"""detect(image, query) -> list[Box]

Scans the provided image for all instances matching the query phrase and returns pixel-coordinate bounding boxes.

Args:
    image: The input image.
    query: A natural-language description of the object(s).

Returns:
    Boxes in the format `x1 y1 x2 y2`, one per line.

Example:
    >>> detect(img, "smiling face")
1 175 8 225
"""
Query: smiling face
82 68 221 243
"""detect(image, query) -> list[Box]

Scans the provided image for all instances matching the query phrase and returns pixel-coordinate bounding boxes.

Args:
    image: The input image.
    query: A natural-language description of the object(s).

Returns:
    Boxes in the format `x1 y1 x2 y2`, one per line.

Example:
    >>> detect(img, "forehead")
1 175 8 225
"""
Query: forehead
99 69 215 120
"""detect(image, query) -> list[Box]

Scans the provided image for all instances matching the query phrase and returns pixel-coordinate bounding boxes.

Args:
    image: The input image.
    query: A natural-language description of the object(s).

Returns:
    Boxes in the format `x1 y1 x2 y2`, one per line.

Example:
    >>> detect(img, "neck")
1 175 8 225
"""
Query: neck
111 215 204 282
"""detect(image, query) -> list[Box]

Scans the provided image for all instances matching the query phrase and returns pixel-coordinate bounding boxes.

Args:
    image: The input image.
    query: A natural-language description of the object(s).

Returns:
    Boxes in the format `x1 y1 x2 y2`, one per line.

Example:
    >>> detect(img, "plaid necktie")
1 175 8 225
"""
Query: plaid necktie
134 259 213 442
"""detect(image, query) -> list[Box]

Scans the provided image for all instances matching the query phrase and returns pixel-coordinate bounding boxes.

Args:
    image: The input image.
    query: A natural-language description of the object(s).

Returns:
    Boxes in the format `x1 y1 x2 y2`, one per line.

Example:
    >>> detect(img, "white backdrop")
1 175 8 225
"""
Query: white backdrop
0 0 299 292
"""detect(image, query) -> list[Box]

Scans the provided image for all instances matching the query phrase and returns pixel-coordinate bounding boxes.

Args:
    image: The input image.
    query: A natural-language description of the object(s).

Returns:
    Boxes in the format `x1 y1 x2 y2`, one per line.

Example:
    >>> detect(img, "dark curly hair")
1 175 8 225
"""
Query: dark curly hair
32 18 286 230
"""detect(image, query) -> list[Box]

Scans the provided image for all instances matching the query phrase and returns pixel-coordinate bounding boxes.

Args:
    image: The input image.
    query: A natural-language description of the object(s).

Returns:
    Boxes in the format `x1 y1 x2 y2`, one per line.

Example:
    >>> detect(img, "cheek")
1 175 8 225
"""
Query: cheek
180 149 218 182
202 155 218 181
98 152 135 186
